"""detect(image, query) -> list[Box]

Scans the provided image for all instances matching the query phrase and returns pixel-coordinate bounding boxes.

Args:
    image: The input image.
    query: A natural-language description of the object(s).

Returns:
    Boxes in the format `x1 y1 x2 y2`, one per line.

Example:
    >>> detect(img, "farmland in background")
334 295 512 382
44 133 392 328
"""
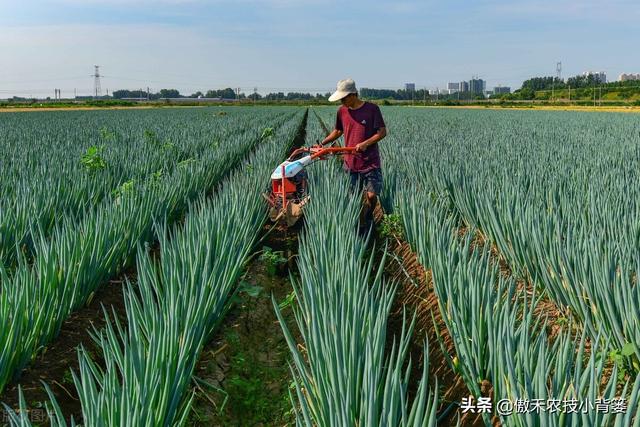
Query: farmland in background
1 106 639 426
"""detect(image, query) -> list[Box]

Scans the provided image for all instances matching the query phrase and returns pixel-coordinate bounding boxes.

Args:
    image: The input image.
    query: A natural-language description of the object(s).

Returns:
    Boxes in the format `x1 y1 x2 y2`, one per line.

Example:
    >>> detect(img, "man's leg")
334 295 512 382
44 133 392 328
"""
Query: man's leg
350 172 370 234
360 169 383 235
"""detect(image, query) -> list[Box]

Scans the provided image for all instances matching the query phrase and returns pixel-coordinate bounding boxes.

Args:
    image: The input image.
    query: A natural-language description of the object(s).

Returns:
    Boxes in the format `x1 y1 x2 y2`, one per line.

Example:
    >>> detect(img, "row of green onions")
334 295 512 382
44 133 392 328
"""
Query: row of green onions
273 111 438 426
0 109 295 394
2 110 306 426
395 183 640 426
368 107 640 426
0 109 261 268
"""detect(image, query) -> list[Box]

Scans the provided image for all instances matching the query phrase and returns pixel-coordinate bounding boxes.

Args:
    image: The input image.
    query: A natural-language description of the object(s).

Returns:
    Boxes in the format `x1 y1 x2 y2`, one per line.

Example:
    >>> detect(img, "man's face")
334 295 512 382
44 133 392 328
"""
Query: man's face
340 93 354 107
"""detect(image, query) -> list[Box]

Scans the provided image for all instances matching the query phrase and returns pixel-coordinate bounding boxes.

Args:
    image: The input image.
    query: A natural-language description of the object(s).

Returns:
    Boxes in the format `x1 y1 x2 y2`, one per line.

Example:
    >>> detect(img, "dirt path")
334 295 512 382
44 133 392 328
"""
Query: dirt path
372 207 491 426
186 110 307 427
187 222 301 427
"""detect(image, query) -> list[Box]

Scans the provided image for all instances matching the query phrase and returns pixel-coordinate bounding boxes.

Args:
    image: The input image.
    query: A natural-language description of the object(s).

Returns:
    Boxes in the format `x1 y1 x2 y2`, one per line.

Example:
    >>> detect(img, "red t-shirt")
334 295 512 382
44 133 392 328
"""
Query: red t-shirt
335 102 385 172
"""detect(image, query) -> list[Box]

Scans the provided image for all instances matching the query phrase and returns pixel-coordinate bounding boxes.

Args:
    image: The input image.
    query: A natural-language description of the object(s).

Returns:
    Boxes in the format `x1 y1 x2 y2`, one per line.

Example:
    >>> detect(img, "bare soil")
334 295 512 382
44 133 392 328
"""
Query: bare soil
187 108 308 426
187 222 301 427
375 209 499 426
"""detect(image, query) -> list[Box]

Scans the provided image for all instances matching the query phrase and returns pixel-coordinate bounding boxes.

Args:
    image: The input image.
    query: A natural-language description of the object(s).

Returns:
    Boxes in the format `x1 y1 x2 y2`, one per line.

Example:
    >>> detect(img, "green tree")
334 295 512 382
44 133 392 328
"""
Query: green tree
159 89 181 98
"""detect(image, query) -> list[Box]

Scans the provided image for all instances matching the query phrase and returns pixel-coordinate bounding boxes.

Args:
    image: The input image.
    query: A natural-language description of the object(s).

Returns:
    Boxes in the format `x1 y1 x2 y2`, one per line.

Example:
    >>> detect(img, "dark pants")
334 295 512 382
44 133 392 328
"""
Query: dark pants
349 168 383 195
349 168 383 235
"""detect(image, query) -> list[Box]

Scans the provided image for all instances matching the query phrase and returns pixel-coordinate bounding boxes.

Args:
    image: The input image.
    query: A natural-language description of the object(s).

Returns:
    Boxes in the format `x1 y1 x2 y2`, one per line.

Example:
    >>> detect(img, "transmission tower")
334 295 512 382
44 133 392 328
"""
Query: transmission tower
93 65 102 98
556 61 562 81
552 61 562 102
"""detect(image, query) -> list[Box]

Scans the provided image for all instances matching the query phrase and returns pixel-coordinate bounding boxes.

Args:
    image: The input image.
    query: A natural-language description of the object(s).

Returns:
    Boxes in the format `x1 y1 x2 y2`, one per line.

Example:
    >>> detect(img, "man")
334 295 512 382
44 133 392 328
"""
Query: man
320 78 387 235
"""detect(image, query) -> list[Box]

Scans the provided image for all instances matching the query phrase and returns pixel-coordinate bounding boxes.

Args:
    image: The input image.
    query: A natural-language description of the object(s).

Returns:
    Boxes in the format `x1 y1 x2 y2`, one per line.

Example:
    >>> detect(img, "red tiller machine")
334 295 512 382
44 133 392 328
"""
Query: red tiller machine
263 145 357 226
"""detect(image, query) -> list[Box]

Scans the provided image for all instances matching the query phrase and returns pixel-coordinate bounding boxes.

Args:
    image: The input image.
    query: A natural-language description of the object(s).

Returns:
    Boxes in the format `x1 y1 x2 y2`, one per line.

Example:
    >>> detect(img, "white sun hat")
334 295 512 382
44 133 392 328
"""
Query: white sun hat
328 78 357 102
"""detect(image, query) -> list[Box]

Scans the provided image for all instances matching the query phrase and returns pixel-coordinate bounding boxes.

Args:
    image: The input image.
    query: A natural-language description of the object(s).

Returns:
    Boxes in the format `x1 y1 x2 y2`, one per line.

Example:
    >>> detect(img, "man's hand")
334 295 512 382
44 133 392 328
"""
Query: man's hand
355 142 368 153
355 127 386 152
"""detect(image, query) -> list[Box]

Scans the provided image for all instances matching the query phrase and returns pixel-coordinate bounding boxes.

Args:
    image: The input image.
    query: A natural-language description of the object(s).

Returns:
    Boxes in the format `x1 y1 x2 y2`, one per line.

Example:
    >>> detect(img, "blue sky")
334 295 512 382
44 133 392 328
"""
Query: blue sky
1 0 638 97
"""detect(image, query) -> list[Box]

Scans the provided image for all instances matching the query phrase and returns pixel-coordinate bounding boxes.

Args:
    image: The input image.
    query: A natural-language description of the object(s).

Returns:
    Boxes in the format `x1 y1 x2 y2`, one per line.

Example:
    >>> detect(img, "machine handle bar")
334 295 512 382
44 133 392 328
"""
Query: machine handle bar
288 146 358 161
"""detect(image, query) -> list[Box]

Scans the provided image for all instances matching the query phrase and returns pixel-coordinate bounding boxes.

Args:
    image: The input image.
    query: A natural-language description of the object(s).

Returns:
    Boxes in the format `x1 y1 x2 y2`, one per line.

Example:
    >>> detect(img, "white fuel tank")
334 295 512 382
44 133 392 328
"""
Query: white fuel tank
271 155 312 180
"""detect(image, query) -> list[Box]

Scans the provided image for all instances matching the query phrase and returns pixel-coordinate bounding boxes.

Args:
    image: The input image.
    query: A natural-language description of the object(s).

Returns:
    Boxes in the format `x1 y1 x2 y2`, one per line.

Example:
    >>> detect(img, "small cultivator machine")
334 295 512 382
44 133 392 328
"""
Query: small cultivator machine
263 145 356 226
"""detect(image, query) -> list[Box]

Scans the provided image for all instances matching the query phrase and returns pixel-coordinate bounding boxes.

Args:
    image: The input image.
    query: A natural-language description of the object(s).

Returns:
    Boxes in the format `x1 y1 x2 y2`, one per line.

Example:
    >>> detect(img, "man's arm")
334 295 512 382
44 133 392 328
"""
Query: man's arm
320 129 343 146
355 127 386 152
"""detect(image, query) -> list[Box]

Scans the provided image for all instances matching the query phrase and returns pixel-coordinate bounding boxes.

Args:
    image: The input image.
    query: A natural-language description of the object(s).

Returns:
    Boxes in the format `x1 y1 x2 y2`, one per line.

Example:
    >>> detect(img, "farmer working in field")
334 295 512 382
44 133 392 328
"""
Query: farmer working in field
320 78 387 235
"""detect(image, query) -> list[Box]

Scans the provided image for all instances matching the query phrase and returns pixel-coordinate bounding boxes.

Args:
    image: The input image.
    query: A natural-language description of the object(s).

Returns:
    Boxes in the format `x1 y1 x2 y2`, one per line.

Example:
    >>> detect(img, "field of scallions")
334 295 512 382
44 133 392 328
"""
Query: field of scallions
1 106 639 426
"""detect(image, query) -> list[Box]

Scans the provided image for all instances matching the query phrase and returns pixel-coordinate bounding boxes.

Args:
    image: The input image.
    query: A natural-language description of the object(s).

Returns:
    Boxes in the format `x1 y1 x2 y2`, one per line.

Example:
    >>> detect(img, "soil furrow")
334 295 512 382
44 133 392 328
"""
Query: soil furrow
187 110 308 426
187 223 301 426
372 207 487 426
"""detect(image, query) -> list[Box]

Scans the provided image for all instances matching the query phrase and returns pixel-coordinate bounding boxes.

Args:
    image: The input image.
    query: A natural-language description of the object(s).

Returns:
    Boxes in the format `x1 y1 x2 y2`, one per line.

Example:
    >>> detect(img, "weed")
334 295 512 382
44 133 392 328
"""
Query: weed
61 369 74 385
222 329 295 425
80 145 107 172
177 158 196 168
150 169 164 183
144 129 176 152
112 179 136 199
607 343 640 382
278 291 296 310
378 211 404 239
238 280 263 298
161 141 176 151
555 316 568 326
261 127 274 139
143 129 159 145
29 400 44 409
99 127 116 141
260 246 287 276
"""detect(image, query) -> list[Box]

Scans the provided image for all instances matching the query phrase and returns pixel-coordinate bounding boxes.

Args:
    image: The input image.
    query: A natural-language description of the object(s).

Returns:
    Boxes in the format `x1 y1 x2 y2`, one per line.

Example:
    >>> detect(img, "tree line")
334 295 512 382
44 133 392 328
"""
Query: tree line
111 88 332 100
111 87 436 101
497 75 640 100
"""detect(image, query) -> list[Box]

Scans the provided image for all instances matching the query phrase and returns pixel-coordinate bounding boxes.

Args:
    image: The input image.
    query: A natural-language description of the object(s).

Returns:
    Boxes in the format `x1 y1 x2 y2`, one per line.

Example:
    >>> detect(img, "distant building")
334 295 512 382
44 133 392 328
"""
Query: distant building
404 83 416 91
619 73 640 81
469 78 485 94
459 81 469 92
447 82 460 93
494 86 511 94
583 71 607 83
